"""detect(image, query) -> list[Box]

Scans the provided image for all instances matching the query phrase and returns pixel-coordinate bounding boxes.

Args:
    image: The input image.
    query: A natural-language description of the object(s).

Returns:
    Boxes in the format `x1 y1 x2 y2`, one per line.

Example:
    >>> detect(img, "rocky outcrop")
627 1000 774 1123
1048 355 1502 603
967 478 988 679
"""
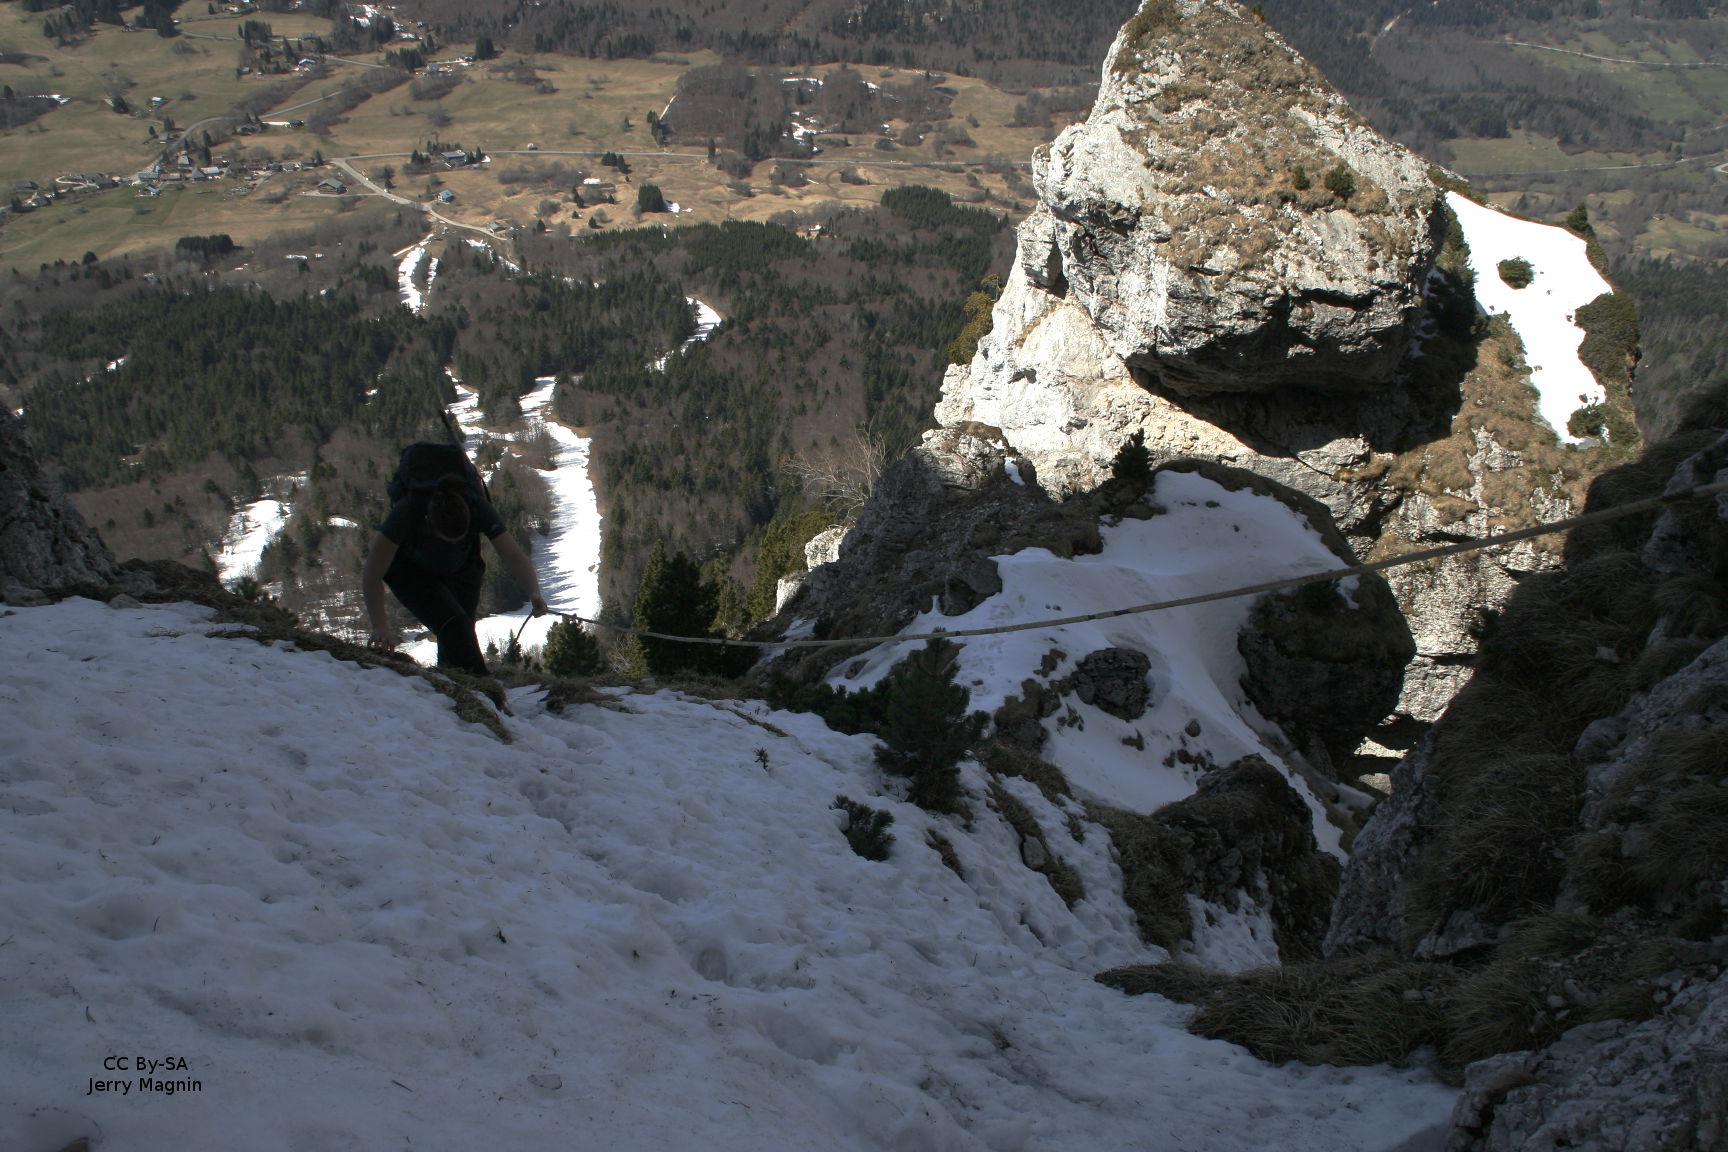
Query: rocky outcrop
1330 432 1728 959
933 0 1622 745
1090 754 1342 962
785 425 1097 665
1070 647 1153 721
1317 430 1728 1143
0 407 118 602
1448 970 1728 1152
1238 574 1414 766
1027 0 1443 396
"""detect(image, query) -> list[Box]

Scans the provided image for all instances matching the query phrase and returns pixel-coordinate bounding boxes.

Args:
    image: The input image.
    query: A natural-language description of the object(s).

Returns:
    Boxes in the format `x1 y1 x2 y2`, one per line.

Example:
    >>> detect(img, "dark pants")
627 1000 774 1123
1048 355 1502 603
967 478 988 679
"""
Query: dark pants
386 560 488 676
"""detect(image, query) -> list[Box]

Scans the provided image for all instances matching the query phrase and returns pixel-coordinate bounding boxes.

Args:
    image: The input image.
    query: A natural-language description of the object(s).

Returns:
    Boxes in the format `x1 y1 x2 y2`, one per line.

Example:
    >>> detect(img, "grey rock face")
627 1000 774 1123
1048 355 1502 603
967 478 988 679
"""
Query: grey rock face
787 428 1068 666
933 4 1585 741
1030 0 1443 396
0 408 118 593
1323 727 1438 955
1446 971 1728 1152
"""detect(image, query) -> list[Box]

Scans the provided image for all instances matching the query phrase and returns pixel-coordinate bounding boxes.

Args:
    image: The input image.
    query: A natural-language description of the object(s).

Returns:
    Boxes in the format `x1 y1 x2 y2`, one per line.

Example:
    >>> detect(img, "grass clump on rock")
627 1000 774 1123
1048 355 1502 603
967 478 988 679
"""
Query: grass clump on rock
1112 0 1183 75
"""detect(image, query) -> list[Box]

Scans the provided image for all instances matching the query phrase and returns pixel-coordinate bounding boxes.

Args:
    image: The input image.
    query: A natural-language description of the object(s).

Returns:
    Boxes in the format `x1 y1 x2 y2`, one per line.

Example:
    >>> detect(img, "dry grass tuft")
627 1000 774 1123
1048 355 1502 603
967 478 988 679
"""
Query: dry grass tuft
1086 803 1193 949
977 740 1074 805
1172 953 1461 1069
1444 957 1549 1067
1655 572 1728 640
986 778 1085 907
1095 960 1220 1003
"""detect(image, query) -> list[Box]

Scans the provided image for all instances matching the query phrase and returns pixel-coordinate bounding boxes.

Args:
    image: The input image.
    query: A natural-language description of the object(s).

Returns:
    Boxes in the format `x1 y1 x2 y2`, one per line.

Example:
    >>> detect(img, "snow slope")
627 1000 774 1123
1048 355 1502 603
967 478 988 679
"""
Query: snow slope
1445 192 1613 442
0 597 1455 1151
828 471 1352 851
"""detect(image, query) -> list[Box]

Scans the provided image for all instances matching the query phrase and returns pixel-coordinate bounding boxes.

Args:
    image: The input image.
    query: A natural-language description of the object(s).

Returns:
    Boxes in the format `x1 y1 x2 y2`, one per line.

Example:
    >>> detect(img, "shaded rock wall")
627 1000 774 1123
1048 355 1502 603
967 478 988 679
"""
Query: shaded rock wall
0 408 117 600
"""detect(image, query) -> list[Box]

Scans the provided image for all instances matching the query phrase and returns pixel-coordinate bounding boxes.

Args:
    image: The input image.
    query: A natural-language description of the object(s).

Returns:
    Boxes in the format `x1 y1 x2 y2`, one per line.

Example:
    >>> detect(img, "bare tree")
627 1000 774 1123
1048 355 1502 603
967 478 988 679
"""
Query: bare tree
785 426 887 515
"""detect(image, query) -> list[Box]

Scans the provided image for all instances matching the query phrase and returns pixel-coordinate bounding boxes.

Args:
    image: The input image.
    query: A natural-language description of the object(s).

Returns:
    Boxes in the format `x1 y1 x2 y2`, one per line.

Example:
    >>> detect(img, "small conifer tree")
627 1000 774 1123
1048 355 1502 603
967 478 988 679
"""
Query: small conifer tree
543 619 605 677
1497 257 1535 289
874 637 982 814
833 796 895 861
1111 429 1153 491
624 541 725 677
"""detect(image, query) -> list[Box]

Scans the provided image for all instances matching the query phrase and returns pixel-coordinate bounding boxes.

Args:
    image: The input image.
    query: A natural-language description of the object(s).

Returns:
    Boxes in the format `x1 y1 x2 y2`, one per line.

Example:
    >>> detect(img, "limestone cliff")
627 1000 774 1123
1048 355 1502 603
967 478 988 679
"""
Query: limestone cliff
1021 0 1442 397
933 0 1631 752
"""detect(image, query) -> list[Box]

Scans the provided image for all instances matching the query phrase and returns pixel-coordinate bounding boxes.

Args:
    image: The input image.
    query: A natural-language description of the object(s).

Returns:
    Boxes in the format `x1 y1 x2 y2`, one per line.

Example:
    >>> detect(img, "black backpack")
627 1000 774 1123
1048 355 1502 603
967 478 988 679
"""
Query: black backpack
387 441 486 507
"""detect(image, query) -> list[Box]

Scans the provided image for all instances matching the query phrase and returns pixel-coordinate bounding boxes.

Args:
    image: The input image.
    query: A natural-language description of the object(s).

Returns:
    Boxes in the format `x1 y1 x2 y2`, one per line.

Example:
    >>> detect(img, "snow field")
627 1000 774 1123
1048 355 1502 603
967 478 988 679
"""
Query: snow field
0 597 1455 1151
828 470 1352 856
1445 192 1614 442
214 473 308 586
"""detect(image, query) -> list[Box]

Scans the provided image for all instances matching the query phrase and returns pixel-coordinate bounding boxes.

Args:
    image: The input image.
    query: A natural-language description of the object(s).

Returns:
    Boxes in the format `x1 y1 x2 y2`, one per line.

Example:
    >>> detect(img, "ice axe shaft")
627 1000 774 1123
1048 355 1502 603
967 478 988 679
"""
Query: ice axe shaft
511 602 558 647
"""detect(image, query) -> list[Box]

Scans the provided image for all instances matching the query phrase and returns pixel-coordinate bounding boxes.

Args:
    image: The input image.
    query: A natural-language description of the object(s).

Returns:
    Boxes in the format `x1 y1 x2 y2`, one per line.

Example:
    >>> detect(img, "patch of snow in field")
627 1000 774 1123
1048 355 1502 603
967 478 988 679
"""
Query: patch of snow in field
651 298 724 371
393 233 436 314
0 596 1457 1152
1446 192 1613 442
482 375 604 652
214 475 306 584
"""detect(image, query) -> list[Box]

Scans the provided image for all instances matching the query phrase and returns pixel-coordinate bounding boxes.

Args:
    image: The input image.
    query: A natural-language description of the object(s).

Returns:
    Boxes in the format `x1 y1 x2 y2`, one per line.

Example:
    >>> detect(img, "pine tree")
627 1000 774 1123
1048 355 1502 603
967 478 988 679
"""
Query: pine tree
543 618 605 677
1110 428 1152 490
623 541 716 677
874 637 981 814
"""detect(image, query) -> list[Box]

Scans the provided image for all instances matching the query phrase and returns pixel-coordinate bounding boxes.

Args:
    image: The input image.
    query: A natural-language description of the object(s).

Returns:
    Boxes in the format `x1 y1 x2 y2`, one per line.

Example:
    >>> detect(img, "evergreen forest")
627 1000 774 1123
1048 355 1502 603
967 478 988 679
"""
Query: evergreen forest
3 188 1013 640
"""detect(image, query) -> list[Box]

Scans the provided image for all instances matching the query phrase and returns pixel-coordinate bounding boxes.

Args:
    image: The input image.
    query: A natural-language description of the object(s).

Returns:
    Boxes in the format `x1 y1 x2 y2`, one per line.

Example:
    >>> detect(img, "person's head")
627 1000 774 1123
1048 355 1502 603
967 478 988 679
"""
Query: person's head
427 475 471 542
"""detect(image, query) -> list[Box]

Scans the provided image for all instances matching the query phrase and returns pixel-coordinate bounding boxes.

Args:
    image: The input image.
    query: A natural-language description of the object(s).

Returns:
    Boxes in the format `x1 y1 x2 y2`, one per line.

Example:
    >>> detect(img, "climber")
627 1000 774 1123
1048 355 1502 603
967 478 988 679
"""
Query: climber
363 447 547 675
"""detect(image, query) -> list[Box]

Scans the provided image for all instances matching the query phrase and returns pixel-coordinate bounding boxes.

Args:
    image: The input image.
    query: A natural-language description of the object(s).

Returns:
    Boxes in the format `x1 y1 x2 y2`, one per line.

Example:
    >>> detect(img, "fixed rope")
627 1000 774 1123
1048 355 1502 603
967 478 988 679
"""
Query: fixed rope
549 475 1728 652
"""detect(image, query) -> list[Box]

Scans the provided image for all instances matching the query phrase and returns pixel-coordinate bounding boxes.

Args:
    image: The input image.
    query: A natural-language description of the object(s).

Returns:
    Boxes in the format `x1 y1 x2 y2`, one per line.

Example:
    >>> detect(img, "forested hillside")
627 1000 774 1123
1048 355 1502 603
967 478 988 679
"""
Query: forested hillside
4 0 1723 650
378 0 1728 442
412 0 1142 85
5 188 1011 632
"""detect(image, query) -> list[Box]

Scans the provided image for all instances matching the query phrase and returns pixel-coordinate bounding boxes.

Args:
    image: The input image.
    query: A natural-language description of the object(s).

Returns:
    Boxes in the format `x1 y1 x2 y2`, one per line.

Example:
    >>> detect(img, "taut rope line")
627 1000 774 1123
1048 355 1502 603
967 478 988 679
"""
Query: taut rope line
546 476 1728 652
